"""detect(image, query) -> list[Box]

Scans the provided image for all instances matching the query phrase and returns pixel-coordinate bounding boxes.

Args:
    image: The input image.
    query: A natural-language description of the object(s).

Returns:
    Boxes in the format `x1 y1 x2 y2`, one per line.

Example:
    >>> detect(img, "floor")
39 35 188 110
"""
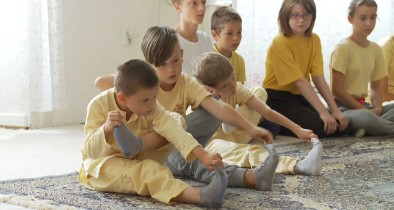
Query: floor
0 124 300 209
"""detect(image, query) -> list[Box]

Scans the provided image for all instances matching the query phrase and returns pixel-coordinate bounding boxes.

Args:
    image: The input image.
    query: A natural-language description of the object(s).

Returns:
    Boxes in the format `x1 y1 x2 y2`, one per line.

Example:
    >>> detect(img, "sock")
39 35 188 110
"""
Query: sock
200 165 228 208
355 128 366 138
113 124 142 158
222 104 240 134
295 138 323 176
253 144 279 191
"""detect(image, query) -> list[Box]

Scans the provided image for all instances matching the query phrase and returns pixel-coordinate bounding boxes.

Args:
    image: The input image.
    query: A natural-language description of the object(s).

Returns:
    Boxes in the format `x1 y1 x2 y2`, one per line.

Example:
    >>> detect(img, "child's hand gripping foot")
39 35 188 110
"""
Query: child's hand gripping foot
253 144 279 191
200 165 228 208
295 138 323 176
114 123 142 158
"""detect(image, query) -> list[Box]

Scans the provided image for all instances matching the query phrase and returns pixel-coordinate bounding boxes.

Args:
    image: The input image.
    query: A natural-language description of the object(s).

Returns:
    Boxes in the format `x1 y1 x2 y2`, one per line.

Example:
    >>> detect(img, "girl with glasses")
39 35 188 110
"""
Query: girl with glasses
263 0 354 138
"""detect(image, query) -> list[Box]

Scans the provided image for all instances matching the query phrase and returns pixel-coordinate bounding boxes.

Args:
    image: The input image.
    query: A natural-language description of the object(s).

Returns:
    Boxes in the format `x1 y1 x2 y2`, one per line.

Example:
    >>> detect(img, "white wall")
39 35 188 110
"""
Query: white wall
54 0 164 125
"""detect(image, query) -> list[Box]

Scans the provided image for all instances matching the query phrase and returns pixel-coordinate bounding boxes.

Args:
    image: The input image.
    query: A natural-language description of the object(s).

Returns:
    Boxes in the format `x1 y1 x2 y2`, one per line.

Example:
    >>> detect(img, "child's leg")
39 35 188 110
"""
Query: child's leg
381 102 394 122
114 124 168 158
258 119 281 139
88 158 189 204
266 89 349 138
184 108 221 147
172 165 227 208
343 109 394 135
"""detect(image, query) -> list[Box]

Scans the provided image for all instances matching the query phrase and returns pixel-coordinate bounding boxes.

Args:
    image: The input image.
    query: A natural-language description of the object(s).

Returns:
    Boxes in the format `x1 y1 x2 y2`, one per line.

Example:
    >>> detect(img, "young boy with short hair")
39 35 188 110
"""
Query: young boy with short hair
211 6 282 137
142 26 281 191
80 59 227 208
193 52 323 176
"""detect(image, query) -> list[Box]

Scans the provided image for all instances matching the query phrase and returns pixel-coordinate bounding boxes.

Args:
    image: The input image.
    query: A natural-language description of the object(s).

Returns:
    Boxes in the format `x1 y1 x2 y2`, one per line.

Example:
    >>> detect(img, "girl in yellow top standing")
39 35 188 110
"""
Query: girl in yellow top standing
330 0 394 136
263 0 351 138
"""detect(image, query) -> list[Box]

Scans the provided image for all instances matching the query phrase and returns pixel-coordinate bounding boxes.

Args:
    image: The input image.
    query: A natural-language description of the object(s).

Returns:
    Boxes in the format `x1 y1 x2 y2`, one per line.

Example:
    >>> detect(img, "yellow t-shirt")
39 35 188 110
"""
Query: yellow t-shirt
81 88 200 178
381 37 394 95
330 38 387 98
263 33 324 94
220 82 253 107
157 74 211 116
213 45 246 83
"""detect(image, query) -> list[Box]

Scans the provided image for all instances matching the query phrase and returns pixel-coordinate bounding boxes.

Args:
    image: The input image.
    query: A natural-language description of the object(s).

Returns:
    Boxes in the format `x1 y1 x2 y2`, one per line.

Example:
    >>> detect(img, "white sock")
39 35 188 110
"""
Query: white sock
200 165 228 208
222 104 239 134
295 138 323 176
355 128 366 138
253 144 279 191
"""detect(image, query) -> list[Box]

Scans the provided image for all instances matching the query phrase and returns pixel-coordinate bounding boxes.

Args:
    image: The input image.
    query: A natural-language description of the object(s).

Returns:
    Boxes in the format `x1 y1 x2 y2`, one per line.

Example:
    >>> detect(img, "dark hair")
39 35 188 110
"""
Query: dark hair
278 0 316 37
211 6 242 34
114 59 159 96
141 26 179 67
193 52 233 87
348 0 377 17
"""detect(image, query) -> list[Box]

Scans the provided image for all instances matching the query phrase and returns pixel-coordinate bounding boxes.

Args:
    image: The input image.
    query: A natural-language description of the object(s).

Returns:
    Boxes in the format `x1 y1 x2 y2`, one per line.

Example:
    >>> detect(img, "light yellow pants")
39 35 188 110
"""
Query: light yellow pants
206 139 298 174
84 157 189 204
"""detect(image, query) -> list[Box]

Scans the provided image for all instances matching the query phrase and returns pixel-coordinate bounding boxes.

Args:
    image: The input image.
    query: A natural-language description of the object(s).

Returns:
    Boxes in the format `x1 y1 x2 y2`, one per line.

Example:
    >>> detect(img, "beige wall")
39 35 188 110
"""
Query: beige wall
53 0 218 126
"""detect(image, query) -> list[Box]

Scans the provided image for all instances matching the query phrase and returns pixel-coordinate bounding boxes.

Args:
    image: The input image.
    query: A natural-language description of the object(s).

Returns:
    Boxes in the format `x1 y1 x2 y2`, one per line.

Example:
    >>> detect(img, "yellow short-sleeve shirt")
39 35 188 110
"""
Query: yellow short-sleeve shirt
263 33 324 94
330 38 387 98
381 37 394 95
213 45 246 83
157 74 211 116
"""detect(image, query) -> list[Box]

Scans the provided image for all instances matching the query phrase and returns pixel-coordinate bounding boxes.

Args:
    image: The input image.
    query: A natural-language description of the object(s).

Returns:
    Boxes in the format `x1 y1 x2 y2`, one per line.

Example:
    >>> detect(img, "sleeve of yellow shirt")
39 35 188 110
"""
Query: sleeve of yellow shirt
83 98 114 160
151 103 200 162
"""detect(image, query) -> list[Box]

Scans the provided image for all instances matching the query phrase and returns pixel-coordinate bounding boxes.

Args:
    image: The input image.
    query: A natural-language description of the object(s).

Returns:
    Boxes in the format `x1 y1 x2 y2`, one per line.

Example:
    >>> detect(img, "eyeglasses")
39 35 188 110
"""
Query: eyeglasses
289 13 313 20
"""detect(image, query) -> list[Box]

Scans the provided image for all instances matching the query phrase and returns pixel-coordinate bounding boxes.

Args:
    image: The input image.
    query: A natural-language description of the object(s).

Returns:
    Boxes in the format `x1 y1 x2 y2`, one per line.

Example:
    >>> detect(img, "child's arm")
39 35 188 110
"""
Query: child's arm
313 74 349 131
370 79 383 116
331 70 364 109
246 95 317 141
95 74 115 92
192 145 224 171
382 76 394 101
294 77 338 135
200 97 273 144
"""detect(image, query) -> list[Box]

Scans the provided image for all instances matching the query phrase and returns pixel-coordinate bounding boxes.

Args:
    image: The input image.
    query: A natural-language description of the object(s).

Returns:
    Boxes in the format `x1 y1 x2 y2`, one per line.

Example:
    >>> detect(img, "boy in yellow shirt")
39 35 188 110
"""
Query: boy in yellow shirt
193 52 322 176
80 59 227 208
142 26 282 191
211 6 281 138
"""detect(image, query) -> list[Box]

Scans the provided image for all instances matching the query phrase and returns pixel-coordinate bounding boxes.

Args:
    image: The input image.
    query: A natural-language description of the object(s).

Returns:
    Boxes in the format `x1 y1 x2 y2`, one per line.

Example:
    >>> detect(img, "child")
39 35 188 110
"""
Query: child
194 52 323 176
211 5 281 138
171 0 214 76
80 59 228 208
142 25 282 191
263 0 351 138
211 6 246 83
380 36 394 102
330 0 394 136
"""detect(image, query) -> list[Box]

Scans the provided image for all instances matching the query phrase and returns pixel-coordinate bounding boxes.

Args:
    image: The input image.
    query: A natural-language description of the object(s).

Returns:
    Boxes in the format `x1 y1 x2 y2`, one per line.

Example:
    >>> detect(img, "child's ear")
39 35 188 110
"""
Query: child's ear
348 15 353 24
211 30 219 41
117 92 127 105
173 2 182 13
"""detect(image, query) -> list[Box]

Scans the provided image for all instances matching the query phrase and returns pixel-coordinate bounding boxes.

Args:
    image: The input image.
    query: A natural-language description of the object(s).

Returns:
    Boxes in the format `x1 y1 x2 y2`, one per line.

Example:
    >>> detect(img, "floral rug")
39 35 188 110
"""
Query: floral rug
0 136 393 210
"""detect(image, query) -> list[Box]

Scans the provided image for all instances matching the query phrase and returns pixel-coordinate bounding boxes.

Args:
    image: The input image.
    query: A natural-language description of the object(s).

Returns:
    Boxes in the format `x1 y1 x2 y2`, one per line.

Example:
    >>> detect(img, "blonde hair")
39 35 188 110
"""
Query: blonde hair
348 0 377 17
193 52 233 87
278 0 316 37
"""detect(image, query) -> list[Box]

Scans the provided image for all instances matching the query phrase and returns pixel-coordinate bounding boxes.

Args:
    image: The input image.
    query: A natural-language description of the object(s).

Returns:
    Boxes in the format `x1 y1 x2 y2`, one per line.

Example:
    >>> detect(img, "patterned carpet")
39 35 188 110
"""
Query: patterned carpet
0 136 393 210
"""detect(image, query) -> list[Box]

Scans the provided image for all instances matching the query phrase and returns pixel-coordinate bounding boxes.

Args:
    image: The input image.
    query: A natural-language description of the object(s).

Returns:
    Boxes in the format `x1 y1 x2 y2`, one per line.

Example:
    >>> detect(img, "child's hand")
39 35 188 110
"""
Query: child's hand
104 111 122 137
294 128 318 142
319 112 338 135
331 110 349 131
200 152 224 171
249 126 273 145
369 107 382 116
